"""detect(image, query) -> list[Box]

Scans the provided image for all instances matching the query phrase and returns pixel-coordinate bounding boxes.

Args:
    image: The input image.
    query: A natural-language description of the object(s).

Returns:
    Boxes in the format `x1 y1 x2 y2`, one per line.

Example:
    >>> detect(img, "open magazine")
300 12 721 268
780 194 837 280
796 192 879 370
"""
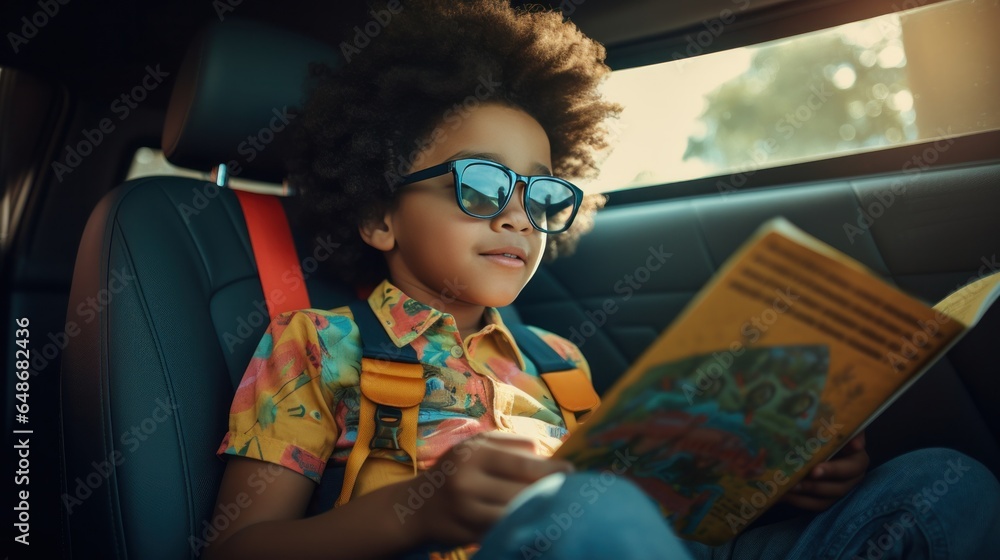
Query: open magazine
552 217 1000 545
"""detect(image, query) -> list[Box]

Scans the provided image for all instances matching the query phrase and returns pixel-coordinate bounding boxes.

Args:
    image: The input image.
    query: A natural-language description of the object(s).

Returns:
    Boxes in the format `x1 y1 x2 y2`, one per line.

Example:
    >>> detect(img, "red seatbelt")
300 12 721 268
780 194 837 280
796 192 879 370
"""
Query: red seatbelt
234 189 311 318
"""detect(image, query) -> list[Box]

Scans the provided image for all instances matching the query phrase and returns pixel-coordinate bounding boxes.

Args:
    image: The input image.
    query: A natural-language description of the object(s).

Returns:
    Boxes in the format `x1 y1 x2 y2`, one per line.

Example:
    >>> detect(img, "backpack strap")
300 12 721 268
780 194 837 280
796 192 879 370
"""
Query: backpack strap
335 305 601 506
507 324 601 433
335 301 424 507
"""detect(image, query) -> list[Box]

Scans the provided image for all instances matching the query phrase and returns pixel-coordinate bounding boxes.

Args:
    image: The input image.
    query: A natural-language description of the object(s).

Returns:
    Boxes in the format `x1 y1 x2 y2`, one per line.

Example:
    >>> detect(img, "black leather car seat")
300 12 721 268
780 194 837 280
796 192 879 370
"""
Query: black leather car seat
58 19 349 559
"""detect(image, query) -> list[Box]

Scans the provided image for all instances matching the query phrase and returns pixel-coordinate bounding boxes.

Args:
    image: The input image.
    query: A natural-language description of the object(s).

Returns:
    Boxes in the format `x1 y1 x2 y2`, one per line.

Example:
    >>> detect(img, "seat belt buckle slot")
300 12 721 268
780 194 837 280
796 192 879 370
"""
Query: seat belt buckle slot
370 405 404 450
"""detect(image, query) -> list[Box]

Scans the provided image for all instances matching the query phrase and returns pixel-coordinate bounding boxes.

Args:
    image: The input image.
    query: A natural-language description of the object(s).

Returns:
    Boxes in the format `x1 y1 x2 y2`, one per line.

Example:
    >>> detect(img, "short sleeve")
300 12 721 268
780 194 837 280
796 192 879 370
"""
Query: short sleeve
216 309 362 483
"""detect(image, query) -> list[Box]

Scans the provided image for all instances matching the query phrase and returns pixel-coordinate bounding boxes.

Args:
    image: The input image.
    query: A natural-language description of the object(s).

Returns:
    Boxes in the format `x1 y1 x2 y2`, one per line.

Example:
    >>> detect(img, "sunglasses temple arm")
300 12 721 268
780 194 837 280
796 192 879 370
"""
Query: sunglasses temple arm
399 162 451 185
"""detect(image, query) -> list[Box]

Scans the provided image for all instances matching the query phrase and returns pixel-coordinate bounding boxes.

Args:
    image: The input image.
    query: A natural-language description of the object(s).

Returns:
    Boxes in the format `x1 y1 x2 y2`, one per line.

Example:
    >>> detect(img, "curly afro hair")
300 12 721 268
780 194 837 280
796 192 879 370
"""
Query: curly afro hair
285 0 622 288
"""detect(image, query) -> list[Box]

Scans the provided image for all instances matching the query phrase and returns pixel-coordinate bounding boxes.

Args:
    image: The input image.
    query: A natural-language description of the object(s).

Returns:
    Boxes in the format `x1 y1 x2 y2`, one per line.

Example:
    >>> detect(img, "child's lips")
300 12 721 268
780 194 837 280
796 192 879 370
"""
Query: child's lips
480 246 528 267
481 253 525 268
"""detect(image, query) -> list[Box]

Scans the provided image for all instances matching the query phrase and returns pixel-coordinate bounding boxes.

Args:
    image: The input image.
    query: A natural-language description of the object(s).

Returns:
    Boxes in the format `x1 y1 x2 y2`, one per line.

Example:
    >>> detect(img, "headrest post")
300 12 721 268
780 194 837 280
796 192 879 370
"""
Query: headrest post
212 163 229 188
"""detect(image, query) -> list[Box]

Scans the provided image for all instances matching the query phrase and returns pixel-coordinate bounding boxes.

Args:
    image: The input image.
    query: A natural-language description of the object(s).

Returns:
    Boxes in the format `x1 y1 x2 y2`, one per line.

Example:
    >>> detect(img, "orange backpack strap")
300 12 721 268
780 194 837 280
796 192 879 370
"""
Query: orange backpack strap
335 311 600 507
336 302 424 507
506 325 600 433
540 369 601 433
234 188 311 317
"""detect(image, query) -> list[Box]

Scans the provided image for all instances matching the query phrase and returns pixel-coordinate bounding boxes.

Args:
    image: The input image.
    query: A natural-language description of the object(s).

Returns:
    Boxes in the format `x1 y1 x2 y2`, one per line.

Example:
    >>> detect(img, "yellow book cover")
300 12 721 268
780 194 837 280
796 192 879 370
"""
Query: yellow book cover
553 217 1000 545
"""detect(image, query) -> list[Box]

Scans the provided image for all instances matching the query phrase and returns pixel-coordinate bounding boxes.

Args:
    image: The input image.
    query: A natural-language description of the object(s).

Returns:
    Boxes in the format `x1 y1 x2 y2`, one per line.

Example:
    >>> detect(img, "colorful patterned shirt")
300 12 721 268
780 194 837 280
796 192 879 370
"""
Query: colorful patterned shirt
217 277 594 495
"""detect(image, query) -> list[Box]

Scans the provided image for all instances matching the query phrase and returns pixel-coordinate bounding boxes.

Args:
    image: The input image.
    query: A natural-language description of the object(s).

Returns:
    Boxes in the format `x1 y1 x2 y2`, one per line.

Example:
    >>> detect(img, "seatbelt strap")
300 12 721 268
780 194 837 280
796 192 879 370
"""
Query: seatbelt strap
233 189 311 318
507 324 601 433
335 302 424 507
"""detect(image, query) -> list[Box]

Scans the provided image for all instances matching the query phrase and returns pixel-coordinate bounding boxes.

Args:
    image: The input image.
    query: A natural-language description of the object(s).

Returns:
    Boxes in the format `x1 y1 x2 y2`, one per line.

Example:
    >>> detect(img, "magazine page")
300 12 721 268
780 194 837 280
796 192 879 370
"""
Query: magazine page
553 217 966 545
933 269 1000 327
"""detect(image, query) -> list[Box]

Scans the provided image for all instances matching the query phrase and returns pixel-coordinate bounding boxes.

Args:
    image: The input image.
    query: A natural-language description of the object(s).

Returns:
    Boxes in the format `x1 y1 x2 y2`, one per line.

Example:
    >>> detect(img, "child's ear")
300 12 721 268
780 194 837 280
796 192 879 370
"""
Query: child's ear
358 211 396 252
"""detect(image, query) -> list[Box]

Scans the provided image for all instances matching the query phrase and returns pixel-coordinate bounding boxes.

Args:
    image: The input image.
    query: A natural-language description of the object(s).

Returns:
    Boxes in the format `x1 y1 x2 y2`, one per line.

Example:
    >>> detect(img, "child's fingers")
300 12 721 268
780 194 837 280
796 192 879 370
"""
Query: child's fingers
475 432 543 455
474 475 541 506
810 461 860 480
811 451 869 480
444 496 509 537
832 432 866 458
479 446 573 483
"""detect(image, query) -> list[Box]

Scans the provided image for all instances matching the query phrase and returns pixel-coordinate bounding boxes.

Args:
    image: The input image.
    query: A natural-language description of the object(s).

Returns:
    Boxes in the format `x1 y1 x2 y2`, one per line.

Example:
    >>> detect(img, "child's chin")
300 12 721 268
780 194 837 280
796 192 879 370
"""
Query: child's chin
474 287 521 308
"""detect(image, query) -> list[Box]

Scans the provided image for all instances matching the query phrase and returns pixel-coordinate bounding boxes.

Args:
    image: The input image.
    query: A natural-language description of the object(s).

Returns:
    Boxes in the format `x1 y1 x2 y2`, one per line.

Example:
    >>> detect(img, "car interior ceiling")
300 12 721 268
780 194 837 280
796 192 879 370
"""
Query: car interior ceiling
1 0 998 558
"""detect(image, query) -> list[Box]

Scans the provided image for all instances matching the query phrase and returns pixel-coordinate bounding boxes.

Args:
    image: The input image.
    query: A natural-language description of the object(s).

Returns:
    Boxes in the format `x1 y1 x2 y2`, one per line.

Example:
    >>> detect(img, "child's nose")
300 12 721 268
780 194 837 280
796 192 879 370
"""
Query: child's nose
494 182 532 232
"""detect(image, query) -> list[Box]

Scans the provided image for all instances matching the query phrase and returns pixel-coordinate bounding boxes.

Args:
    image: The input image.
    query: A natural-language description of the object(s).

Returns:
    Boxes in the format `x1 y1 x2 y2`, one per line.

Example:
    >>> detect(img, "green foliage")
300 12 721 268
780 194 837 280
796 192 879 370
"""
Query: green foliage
684 23 914 170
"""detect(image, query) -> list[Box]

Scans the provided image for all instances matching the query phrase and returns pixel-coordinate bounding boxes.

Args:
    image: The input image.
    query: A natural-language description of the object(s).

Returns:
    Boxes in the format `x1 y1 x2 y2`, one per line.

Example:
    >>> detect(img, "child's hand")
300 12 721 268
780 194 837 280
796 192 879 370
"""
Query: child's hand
405 432 574 546
781 431 869 512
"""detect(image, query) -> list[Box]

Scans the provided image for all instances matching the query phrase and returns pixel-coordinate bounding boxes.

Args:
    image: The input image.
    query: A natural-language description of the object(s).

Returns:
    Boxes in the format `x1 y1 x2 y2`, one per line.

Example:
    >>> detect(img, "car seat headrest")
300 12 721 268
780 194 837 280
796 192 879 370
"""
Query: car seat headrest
161 19 340 184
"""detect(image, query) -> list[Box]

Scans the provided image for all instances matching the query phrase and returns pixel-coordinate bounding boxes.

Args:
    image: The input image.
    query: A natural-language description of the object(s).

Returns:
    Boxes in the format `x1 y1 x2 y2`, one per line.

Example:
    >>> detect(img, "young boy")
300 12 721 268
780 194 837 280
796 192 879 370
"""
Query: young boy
207 1 1000 559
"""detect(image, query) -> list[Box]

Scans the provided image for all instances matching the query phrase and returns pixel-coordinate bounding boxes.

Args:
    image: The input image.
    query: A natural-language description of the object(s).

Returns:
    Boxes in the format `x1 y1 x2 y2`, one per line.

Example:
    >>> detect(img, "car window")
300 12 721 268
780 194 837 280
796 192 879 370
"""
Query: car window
585 0 998 193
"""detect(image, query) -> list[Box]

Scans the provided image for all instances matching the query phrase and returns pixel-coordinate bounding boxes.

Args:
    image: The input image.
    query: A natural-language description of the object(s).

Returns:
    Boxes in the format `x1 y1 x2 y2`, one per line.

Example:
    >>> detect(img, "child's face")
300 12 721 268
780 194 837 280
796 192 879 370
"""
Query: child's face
365 103 551 313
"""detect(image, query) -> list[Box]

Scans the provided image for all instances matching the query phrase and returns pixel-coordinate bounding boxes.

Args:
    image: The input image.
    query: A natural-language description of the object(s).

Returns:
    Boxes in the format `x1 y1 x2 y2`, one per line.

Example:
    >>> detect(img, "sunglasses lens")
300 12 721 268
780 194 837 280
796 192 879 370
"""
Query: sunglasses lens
456 161 578 233
460 163 509 217
528 179 577 232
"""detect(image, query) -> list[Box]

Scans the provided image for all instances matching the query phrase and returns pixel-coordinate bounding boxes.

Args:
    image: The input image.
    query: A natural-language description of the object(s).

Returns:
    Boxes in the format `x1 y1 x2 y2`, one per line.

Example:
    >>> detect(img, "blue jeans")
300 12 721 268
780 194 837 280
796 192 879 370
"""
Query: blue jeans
473 448 1000 560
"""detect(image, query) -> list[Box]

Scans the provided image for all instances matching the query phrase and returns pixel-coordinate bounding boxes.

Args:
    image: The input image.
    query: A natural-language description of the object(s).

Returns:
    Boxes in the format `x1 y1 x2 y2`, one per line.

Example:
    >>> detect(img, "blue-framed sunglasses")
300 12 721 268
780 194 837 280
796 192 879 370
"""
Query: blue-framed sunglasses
398 158 584 234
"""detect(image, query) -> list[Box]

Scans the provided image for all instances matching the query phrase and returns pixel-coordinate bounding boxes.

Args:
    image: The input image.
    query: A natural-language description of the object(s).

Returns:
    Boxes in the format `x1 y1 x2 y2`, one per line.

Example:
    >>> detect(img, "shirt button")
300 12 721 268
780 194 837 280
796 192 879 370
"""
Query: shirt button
450 345 464 358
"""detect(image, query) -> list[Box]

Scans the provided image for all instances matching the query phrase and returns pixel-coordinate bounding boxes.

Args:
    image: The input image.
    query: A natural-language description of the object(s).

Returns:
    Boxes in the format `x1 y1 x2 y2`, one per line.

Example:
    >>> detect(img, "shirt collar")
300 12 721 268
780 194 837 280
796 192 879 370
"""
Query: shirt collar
477 307 527 370
366 279 526 368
